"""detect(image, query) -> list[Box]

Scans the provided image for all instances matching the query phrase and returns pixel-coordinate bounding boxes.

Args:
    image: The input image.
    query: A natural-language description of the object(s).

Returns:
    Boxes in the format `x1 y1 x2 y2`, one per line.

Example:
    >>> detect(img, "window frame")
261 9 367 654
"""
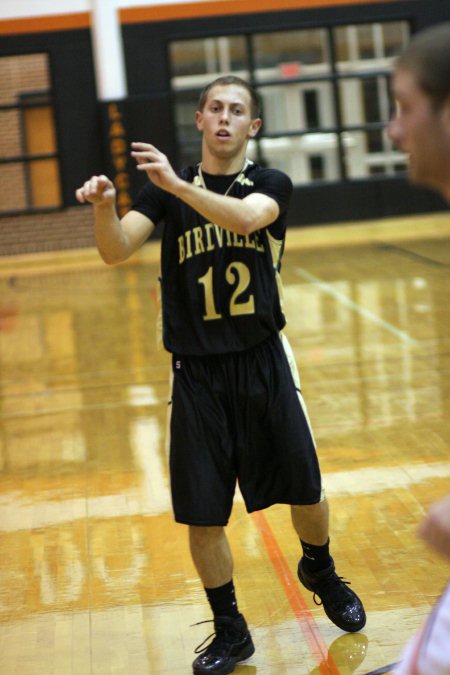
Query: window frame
168 20 409 184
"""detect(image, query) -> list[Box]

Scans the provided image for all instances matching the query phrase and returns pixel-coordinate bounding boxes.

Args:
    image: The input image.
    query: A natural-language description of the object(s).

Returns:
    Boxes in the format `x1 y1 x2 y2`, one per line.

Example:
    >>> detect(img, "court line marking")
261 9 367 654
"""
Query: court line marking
251 510 340 675
378 242 450 268
295 268 419 346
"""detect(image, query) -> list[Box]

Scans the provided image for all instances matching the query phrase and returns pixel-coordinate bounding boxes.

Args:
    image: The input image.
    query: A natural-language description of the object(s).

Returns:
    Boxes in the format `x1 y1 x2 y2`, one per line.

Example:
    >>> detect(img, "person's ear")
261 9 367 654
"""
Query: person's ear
443 95 450 132
248 118 262 138
195 110 204 131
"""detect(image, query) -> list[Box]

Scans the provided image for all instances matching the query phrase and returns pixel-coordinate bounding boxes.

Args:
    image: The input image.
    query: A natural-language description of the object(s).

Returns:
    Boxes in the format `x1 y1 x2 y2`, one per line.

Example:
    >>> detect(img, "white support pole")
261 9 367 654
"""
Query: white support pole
90 0 127 100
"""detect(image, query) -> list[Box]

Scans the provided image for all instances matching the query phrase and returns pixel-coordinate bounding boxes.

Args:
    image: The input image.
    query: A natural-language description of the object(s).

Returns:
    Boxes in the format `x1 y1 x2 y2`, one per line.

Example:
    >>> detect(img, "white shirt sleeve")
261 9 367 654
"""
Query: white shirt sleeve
395 582 450 675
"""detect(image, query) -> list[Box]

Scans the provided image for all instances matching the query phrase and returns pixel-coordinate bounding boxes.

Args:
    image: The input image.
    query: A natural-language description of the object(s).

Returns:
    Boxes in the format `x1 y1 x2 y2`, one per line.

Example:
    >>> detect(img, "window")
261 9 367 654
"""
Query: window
252 28 329 76
169 21 409 184
0 53 61 215
170 36 248 80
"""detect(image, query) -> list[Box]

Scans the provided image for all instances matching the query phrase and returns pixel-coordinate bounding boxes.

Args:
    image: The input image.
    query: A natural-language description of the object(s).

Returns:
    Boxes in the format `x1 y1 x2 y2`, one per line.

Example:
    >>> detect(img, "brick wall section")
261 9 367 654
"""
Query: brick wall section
1 164 27 210
0 53 49 104
0 206 96 256
1 109 21 154
0 109 24 205
0 53 56 215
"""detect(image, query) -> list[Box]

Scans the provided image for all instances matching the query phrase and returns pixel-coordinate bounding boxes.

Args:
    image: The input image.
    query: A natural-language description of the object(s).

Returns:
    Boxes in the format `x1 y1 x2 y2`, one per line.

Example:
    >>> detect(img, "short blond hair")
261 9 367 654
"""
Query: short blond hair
198 76 261 118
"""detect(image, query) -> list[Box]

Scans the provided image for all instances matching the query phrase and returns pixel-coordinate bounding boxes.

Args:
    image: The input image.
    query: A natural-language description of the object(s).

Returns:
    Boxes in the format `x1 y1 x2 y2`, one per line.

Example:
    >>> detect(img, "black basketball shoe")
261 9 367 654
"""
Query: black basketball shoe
192 613 255 674
298 558 366 633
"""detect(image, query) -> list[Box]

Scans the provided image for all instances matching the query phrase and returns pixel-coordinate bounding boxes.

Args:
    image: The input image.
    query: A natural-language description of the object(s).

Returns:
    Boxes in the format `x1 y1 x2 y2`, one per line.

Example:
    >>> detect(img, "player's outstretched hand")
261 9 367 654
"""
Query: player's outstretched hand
419 494 450 561
76 175 116 206
131 142 183 194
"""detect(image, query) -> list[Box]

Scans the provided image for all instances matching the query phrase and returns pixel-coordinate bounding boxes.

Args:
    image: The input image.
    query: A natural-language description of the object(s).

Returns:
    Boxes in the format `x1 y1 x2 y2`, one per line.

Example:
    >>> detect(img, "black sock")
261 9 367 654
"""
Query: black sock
205 580 239 619
300 538 333 573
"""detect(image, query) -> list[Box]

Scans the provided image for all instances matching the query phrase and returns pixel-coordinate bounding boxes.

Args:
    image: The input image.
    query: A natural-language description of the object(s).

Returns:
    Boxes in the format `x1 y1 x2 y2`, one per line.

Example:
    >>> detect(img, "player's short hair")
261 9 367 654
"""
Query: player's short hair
198 76 262 119
396 22 450 109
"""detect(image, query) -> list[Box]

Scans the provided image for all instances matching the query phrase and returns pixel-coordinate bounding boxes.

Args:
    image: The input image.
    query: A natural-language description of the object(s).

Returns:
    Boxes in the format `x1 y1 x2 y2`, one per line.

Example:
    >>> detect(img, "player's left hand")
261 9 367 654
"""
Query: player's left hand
131 142 183 194
419 494 450 561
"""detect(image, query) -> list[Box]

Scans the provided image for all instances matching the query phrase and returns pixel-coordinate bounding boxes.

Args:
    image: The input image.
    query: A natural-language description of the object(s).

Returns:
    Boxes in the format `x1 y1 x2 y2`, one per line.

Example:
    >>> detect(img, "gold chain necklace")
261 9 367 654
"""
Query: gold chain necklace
197 158 252 196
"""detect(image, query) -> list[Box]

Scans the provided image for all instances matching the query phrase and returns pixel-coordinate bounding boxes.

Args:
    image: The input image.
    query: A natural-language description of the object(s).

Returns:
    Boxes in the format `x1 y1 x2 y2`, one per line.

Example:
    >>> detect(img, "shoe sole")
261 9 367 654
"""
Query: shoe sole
192 639 255 675
298 564 366 633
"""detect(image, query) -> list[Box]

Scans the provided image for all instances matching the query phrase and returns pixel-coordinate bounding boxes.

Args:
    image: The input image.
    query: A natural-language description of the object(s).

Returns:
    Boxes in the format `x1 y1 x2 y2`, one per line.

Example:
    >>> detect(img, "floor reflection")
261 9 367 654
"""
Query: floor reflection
311 633 369 674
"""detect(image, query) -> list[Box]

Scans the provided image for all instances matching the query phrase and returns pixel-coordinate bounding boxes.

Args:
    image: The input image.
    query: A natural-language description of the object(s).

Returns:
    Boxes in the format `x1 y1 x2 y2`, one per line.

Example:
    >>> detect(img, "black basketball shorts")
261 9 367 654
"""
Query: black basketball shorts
168 332 323 526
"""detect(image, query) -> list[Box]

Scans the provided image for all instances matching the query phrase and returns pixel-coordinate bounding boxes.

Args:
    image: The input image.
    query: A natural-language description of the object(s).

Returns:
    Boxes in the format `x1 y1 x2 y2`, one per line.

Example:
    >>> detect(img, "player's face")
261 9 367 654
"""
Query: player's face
388 68 450 193
196 85 261 159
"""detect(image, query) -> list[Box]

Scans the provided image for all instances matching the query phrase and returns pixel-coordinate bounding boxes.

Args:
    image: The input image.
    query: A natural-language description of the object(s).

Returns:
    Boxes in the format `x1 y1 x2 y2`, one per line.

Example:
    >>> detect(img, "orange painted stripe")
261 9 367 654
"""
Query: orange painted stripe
251 510 340 674
120 0 406 24
0 0 409 36
0 13 90 36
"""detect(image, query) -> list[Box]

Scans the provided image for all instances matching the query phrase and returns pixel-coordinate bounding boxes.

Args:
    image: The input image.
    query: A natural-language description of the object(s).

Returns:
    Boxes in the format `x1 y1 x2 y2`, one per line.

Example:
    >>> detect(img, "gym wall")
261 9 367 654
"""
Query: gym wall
0 0 449 255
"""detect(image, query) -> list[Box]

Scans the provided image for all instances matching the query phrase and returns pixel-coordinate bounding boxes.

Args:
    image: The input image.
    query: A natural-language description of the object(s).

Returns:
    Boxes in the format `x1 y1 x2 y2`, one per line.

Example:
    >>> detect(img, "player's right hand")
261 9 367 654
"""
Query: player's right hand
75 175 116 206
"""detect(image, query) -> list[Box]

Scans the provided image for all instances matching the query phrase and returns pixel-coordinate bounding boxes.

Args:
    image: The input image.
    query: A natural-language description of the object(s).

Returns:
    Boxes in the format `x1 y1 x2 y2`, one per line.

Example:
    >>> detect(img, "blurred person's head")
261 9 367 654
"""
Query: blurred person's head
388 23 450 202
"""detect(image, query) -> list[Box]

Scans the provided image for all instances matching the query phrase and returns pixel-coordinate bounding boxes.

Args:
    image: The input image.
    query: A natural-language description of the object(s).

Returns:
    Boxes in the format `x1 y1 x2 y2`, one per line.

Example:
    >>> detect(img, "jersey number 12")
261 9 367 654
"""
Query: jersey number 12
198 262 255 320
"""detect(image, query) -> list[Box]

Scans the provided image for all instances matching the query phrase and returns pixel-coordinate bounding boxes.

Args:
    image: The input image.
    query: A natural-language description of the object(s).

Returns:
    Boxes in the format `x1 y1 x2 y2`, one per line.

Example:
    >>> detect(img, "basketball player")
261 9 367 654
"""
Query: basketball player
394 493 450 675
76 75 365 675
389 22 450 675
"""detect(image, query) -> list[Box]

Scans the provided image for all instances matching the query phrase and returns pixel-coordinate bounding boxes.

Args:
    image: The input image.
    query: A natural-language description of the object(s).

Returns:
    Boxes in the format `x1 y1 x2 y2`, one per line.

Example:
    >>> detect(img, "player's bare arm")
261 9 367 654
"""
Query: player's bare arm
131 141 279 236
76 174 155 264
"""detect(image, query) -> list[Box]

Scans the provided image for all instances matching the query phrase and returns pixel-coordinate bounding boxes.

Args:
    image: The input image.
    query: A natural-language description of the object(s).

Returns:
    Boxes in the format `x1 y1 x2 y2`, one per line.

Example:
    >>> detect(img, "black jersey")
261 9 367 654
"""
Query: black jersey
132 159 293 355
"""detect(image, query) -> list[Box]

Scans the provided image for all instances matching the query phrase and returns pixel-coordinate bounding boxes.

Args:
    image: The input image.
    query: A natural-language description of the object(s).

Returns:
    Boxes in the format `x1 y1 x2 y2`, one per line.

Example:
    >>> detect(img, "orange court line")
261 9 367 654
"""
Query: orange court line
120 0 404 23
251 510 340 674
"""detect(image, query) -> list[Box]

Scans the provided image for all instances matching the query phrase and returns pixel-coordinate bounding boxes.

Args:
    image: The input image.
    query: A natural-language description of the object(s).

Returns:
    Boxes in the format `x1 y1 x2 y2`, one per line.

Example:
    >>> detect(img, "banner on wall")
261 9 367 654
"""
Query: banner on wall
99 95 178 218
100 101 133 217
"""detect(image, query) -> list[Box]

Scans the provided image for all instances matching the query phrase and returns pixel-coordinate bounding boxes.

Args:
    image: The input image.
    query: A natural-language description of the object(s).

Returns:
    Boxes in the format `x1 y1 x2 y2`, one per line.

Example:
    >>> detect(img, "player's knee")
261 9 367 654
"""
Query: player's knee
189 525 225 547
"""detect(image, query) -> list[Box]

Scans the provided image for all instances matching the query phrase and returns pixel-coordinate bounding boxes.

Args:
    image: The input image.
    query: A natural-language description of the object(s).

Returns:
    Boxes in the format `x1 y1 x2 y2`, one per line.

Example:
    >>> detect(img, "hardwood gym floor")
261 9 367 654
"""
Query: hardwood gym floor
0 212 449 674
